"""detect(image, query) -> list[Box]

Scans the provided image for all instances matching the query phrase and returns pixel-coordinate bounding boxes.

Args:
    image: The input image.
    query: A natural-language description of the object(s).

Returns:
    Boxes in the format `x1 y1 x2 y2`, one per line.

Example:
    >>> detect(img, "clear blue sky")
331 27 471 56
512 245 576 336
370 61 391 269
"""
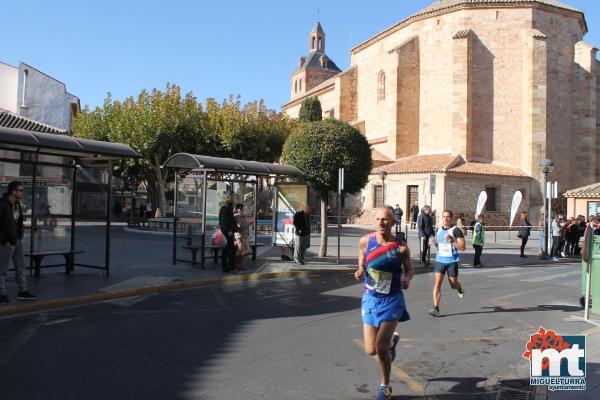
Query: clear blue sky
2 0 599 112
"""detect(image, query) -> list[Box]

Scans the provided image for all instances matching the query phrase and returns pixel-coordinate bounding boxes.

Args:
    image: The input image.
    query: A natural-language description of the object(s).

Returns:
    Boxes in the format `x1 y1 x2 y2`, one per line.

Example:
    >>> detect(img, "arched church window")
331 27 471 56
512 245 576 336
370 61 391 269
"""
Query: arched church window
295 80 298 93
299 78 303 92
377 71 385 102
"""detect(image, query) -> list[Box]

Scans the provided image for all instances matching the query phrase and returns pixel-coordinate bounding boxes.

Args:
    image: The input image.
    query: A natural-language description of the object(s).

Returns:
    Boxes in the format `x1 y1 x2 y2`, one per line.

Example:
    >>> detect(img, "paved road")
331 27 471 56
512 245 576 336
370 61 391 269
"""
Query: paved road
0 262 595 400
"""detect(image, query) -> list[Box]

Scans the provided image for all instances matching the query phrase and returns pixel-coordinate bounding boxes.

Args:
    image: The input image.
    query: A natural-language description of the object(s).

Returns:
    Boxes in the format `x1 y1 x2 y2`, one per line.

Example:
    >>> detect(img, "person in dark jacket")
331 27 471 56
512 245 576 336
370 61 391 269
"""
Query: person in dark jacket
409 202 419 229
0 181 37 303
517 211 532 258
394 204 404 224
218 192 237 273
417 206 434 265
565 218 579 256
293 205 311 265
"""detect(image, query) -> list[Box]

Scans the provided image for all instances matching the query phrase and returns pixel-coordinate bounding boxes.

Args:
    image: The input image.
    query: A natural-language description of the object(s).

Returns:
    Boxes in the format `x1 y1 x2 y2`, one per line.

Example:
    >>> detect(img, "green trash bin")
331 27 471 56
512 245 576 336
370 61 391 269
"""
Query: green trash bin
580 236 600 314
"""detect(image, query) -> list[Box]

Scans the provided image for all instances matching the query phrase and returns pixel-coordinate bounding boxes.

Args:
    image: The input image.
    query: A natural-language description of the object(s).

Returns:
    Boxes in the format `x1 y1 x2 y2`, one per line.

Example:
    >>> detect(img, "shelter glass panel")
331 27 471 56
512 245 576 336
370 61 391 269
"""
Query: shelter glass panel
176 174 204 235
32 166 73 252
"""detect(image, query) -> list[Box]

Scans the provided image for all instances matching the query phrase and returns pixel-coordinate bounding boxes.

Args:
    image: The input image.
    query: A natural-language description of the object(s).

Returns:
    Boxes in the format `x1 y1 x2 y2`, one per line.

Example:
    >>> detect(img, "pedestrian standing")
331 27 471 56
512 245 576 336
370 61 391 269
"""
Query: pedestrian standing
428 210 465 317
517 211 532 258
234 204 254 271
575 215 586 255
0 181 38 303
472 214 485 268
538 213 546 258
409 201 419 229
551 216 562 261
293 205 311 265
394 204 403 234
417 206 434 265
218 192 237 273
565 218 579 256
355 207 414 400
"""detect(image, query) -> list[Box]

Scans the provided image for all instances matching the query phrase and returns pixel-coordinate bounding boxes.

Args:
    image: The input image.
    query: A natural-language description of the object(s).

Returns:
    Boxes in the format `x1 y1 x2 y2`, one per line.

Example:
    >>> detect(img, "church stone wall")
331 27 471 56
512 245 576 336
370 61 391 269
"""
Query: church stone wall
533 8 588 191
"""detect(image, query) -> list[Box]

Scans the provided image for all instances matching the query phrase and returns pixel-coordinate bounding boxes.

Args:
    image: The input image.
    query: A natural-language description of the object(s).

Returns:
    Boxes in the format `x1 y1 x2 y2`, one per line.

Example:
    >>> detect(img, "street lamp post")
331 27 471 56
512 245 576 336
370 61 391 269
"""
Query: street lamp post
379 171 388 206
540 159 554 259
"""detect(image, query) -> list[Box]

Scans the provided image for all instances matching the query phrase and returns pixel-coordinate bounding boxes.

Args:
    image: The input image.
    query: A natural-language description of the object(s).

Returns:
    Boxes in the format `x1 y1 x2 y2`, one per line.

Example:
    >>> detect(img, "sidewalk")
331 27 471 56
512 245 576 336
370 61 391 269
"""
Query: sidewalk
0 224 580 316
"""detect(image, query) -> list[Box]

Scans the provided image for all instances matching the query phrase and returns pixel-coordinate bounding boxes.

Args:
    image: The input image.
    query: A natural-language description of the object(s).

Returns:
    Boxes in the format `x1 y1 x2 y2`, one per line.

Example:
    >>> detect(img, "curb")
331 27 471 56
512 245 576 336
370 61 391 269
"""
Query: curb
0 269 353 318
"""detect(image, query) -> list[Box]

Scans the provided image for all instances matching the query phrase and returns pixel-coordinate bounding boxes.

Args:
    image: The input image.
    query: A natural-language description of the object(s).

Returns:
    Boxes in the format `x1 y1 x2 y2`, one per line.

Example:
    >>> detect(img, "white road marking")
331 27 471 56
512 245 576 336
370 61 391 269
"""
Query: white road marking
459 267 521 275
44 318 74 326
521 270 581 283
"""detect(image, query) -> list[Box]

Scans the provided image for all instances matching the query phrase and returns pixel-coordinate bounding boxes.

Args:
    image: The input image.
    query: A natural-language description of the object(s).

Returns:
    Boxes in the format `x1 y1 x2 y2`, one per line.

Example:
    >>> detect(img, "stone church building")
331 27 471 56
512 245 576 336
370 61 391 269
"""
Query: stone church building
283 0 599 226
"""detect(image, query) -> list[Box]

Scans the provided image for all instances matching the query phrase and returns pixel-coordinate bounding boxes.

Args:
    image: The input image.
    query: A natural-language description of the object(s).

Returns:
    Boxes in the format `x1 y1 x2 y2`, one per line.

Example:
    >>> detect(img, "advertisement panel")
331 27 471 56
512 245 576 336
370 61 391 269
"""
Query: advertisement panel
273 183 308 246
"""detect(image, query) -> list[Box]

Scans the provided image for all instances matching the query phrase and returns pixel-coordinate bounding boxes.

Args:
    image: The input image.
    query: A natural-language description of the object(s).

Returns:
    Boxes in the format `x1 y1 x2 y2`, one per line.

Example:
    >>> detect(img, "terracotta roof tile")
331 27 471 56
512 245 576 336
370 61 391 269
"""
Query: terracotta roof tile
414 0 580 17
564 183 600 198
352 0 582 53
448 162 529 177
373 155 530 177
373 154 461 174
0 109 66 133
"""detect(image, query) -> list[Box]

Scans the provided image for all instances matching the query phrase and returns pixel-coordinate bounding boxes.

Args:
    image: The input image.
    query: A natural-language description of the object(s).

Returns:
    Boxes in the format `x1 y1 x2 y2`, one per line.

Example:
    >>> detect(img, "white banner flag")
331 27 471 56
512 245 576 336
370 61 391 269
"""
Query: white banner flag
475 191 487 216
510 191 522 228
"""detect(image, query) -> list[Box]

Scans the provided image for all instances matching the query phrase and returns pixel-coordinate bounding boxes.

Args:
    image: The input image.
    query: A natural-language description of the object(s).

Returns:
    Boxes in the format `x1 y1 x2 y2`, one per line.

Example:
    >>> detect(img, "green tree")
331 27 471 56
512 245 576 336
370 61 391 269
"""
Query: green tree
206 96 296 162
298 97 323 122
282 119 372 257
73 85 296 216
73 84 209 216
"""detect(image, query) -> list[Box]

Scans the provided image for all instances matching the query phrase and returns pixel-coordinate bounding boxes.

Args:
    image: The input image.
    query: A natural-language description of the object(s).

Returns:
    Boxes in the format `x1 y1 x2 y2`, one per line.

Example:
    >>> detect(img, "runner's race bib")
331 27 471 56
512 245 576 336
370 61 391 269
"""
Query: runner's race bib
366 269 392 294
438 243 453 257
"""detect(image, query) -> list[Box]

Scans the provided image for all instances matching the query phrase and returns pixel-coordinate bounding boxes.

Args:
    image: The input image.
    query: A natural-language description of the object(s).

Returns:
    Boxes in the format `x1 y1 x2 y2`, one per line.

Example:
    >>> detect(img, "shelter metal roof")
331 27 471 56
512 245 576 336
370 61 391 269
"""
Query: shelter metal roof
163 153 304 177
0 126 139 159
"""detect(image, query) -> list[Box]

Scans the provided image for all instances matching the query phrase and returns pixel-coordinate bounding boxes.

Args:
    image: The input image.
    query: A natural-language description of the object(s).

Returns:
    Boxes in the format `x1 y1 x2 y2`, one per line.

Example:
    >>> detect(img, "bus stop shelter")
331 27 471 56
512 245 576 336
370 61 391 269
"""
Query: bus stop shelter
162 153 304 268
0 126 139 276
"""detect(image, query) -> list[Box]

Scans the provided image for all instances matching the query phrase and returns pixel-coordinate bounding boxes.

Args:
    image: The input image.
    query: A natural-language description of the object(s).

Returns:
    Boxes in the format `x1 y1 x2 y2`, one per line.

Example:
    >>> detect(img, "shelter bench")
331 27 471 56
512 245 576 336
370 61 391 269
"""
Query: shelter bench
181 243 268 267
25 250 85 277
181 244 222 268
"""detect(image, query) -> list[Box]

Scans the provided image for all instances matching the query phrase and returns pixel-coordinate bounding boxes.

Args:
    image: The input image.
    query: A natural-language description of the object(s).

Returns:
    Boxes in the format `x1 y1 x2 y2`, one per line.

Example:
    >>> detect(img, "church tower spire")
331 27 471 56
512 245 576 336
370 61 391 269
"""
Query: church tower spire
310 22 326 52
289 21 341 101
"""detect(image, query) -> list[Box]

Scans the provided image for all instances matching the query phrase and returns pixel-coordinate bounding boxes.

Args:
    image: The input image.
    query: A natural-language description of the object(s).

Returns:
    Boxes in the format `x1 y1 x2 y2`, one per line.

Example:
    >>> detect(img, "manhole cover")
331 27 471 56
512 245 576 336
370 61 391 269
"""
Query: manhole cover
496 388 530 400
495 379 547 400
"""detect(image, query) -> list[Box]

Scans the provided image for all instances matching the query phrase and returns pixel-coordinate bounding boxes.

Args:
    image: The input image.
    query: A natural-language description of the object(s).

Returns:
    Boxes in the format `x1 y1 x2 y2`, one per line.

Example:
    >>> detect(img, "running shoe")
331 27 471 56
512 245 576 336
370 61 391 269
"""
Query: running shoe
374 386 392 400
17 291 38 300
457 285 465 299
390 332 400 362
428 306 440 317
552 257 560 261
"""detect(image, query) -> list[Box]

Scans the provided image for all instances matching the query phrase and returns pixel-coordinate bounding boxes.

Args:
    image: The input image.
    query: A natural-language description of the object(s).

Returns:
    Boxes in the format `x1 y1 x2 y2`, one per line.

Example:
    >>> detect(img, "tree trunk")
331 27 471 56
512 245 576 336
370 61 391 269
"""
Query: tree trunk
319 191 328 257
151 156 167 217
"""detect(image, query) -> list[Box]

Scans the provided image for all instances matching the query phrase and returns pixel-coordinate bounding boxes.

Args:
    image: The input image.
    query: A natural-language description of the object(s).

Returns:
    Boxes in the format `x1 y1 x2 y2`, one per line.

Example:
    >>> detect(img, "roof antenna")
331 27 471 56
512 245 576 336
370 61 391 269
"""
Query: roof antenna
317 8 320 21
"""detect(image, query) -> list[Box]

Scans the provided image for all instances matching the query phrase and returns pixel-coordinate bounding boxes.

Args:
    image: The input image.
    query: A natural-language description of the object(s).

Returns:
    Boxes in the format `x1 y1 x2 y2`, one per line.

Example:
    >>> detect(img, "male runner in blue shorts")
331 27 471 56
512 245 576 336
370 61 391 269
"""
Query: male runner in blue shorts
428 209 465 317
355 206 414 400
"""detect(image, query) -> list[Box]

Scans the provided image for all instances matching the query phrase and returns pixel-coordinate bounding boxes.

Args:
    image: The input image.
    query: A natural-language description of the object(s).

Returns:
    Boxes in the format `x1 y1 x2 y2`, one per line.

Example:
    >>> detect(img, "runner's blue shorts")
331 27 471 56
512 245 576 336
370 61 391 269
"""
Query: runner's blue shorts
361 292 410 328
434 261 459 277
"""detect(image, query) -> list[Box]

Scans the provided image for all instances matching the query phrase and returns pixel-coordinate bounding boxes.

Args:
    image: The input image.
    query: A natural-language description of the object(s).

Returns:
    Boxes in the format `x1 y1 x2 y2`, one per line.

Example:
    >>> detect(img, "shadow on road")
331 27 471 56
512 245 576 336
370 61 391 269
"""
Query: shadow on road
438 304 582 318
0 273 363 400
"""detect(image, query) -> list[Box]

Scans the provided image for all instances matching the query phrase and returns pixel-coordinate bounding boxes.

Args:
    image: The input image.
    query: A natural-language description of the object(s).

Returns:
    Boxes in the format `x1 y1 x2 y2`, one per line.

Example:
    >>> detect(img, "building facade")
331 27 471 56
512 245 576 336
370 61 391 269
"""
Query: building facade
283 0 598 226
0 60 80 132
